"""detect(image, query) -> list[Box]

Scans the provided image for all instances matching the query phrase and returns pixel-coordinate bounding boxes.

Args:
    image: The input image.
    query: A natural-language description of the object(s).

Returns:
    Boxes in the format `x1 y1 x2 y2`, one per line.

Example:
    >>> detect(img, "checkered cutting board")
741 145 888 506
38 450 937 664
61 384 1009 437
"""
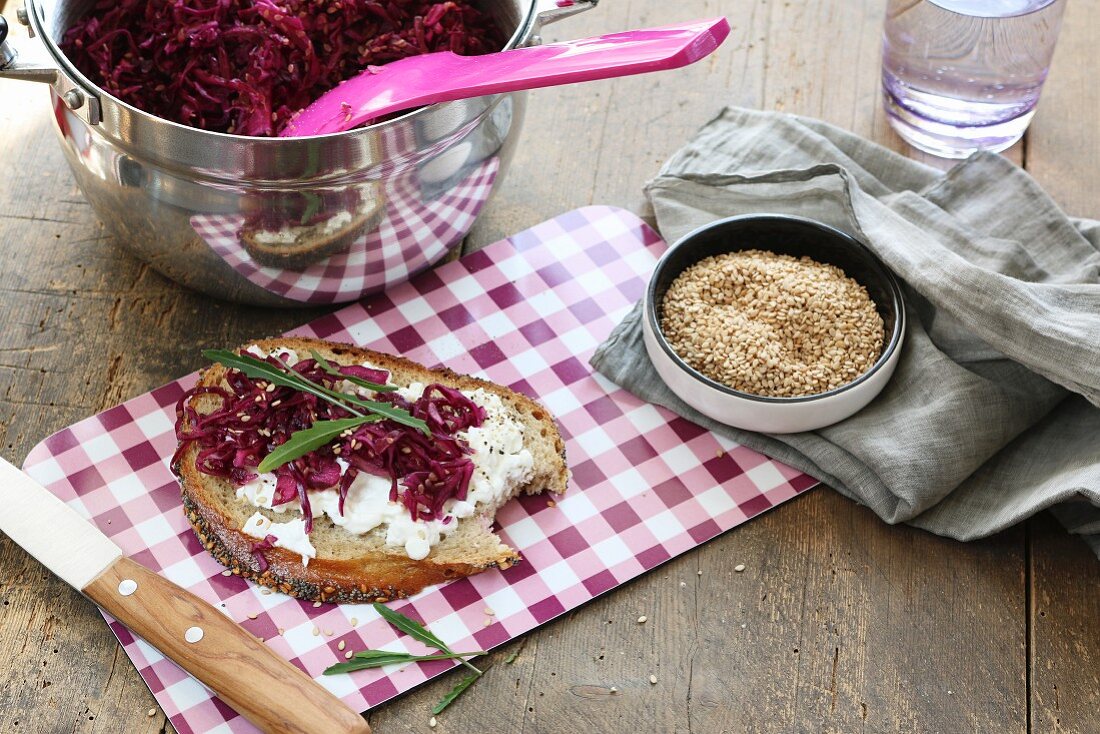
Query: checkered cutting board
23 206 817 733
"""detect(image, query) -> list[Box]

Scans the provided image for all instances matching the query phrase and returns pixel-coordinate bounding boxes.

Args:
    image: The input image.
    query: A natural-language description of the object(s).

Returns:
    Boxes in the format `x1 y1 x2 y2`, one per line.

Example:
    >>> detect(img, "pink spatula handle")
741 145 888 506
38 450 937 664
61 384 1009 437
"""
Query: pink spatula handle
282 17 730 137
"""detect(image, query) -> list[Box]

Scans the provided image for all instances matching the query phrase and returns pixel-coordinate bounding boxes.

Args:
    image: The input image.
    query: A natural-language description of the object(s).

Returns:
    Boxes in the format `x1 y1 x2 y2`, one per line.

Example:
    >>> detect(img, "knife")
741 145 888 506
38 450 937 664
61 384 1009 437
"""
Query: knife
0 457 371 734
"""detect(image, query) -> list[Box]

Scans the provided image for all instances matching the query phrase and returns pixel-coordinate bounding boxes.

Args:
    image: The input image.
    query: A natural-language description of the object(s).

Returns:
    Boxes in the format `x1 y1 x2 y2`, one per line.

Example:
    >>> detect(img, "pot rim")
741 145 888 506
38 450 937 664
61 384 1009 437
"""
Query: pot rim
25 0 543 142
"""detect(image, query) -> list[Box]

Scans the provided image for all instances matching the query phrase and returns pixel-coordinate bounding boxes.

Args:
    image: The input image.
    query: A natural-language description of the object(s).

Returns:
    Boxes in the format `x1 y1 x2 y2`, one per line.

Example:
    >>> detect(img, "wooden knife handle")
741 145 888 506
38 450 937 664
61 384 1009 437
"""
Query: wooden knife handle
84 556 371 734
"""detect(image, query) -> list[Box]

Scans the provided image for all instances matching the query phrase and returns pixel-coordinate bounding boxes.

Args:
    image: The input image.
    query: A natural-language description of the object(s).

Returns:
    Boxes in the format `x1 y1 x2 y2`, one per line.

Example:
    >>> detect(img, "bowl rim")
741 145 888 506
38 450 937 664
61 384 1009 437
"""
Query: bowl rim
645 213 907 405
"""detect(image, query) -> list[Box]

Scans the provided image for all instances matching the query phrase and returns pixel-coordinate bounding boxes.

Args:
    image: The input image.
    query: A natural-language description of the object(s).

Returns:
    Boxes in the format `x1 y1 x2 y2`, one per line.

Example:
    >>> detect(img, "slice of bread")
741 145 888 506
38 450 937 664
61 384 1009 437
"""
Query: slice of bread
176 337 568 603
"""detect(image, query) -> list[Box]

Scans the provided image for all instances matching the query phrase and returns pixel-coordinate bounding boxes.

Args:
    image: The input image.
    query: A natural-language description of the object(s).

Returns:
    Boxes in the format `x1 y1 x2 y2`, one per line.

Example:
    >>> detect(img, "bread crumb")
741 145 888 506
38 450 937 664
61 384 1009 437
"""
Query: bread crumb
734 564 746 573
649 675 658 685
546 500 556 508
637 615 647 624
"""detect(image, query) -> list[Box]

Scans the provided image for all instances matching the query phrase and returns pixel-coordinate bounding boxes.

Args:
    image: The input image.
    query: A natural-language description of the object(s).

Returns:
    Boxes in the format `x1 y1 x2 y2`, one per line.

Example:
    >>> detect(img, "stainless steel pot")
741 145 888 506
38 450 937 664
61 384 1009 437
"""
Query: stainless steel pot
0 0 596 305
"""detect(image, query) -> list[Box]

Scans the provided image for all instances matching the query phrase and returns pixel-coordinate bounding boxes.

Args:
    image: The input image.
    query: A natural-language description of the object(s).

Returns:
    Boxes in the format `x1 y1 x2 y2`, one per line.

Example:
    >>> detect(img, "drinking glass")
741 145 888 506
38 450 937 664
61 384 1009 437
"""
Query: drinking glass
881 0 1067 158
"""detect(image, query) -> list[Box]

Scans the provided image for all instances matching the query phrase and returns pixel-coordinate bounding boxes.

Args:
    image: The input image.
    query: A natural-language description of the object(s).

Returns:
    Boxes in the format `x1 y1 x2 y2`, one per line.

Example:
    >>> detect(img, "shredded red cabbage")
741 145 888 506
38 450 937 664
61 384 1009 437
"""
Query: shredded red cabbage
172 350 487 534
61 0 504 136
250 533 279 571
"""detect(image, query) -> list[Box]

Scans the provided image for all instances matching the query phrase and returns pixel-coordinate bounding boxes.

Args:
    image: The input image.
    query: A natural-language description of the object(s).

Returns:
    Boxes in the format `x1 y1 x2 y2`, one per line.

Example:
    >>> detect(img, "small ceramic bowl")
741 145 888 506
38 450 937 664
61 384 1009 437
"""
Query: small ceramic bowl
643 214 906 434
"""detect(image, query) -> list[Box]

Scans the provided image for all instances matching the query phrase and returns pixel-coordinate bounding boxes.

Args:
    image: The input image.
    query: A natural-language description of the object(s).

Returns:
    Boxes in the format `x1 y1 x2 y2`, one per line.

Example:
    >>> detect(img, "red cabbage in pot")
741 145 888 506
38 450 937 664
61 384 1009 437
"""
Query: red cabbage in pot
172 350 487 535
61 0 505 136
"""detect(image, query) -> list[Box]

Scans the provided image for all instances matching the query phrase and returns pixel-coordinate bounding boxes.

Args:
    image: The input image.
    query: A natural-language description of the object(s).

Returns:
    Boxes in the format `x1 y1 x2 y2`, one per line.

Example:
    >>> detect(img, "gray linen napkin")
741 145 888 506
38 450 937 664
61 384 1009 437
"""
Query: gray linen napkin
590 107 1100 556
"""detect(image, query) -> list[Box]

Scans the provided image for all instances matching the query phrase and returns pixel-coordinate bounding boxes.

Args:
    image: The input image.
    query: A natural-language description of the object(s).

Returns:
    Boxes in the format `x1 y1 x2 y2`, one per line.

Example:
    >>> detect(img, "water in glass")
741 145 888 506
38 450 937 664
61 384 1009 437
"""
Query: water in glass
882 0 1066 158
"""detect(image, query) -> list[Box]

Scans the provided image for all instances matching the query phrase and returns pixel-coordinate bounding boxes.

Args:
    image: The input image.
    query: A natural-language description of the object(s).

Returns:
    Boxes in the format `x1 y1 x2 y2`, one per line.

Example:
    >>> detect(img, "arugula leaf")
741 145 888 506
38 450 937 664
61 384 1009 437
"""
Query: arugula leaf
273 355 427 435
298 192 322 226
256 417 376 473
322 649 488 675
431 672 481 715
202 349 367 419
372 602 450 652
310 349 397 393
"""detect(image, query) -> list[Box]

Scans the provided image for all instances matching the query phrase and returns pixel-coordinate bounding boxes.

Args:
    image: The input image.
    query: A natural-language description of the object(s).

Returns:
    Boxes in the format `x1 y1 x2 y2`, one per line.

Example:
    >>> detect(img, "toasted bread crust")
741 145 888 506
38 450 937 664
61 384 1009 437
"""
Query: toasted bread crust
176 337 567 603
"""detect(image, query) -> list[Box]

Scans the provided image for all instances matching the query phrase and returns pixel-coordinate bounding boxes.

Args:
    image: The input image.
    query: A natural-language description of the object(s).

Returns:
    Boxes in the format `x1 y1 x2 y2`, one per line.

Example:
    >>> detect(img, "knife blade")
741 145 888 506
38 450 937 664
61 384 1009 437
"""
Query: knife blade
0 457 371 734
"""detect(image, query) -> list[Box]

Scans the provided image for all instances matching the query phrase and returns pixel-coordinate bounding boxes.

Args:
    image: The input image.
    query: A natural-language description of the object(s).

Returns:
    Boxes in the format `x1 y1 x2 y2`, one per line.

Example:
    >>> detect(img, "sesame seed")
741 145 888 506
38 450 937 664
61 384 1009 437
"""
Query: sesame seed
313 601 323 608
609 686 618 694
271 399 282 407
266 383 276 392
247 613 257 620
484 607 495 616
147 707 156 717
637 615 647 624
240 415 251 422
649 675 658 685
345 650 354 659
312 626 320 636
350 617 358 626
483 618 492 627
660 250 884 397
278 628 285 635
338 640 346 651
221 570 232 577
324 629 333 636
697 570 703 576
261 588 272 595
680 581 686 588
735 564 746 573
429 716 438 728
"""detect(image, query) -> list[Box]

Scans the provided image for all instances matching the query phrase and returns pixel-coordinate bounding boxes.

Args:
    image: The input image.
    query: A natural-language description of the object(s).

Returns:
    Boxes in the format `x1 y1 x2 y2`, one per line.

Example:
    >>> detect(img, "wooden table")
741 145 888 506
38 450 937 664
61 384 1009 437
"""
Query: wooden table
2 1 1098 732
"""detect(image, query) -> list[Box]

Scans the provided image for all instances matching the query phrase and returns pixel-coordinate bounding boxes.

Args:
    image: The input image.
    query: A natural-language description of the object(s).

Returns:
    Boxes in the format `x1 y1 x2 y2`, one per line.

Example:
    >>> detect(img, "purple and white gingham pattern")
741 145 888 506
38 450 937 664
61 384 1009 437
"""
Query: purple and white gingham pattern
24 206 817 734
190 151 499 305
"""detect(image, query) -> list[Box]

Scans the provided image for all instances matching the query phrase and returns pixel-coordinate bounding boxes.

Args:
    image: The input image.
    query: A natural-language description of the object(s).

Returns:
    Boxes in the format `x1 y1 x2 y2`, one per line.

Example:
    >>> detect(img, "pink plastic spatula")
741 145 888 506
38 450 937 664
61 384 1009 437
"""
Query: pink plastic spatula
280 17 730 137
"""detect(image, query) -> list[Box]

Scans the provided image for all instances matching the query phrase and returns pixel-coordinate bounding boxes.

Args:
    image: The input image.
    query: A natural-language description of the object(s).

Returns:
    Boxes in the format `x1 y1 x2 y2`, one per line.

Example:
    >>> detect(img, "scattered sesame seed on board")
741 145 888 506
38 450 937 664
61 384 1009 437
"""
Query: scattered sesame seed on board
484 607 495 616
147 707 156 717
221 570 232 577
649 675 658 685
637 615 647 624
278 627 285 635
350 617 358 626
680 581 686 588
660 250 884 398
483 618 492 627
429 716 438 728
338 640 346 651
345 650 354 659
313 601 323 608
312 626 320 636
735 564 746 572
697 570 703 576
247 613 257 620
324 629 333 636
610 686 618 694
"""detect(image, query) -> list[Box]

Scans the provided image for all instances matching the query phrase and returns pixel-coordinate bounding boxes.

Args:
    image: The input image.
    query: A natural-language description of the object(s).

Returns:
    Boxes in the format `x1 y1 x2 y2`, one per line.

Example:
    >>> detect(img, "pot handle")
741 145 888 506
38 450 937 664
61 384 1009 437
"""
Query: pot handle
0 13 57 83
533 0 599 27
0 10 102 124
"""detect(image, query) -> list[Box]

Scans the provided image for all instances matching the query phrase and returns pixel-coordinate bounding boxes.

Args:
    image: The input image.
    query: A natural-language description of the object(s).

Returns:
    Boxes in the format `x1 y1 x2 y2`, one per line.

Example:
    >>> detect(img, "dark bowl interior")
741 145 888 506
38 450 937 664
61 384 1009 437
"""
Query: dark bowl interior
647 214 906 402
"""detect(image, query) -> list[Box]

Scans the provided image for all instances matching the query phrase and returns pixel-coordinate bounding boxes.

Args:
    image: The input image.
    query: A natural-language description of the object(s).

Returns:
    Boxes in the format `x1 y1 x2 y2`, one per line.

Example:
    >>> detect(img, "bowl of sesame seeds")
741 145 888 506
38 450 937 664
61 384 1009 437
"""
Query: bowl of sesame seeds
643 214 905 434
